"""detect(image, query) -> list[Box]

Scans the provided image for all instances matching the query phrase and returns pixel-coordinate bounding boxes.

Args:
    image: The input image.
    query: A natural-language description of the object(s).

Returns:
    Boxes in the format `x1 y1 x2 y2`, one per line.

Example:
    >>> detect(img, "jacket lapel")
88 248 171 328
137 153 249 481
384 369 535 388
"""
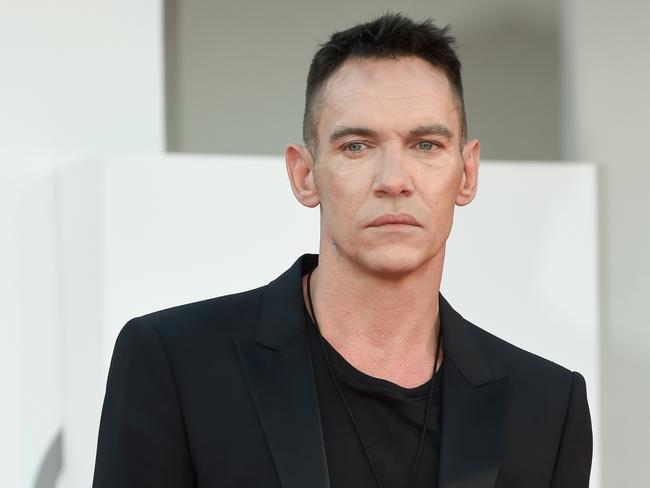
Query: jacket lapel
236 254 508 488
236 255 330 488
438 294 509 488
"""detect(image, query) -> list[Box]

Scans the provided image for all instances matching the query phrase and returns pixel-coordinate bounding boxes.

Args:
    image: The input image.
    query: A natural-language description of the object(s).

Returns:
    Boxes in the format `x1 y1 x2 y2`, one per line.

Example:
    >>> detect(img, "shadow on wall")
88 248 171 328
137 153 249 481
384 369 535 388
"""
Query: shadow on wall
34 430 62 488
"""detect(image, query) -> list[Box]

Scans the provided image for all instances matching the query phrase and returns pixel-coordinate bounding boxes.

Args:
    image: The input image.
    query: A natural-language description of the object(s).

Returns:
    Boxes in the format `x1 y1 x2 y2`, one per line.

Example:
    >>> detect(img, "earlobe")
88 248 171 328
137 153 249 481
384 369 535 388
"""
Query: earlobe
285 144 320 208
456 138 480 207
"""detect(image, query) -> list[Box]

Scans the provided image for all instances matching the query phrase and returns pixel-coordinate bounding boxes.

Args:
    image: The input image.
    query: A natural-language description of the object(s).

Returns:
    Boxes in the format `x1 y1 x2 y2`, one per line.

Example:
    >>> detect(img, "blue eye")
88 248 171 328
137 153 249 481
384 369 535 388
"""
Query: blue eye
345 142 366 152
417 141 436 151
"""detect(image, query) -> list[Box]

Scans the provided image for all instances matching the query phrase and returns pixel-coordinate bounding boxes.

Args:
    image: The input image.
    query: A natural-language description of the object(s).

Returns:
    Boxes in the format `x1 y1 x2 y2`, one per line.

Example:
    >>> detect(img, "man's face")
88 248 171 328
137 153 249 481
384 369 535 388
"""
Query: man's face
293 56 479 277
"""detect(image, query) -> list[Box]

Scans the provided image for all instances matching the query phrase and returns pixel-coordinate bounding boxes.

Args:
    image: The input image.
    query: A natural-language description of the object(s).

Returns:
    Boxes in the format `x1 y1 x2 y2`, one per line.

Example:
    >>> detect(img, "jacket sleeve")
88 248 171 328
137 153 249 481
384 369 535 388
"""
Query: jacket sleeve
550 371 593 487
92 316 196 488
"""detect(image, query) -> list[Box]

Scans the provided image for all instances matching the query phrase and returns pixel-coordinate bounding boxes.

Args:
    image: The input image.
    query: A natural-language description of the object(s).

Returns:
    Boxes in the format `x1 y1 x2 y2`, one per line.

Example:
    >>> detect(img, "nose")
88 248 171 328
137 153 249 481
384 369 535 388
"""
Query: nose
372 145 414 198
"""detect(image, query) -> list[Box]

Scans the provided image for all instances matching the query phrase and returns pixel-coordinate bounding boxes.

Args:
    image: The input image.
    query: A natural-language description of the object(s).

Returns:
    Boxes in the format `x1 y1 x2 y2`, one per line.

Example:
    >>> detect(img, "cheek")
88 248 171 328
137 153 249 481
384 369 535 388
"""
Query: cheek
418 167 463 216
318 169 370 217
420 162 461 192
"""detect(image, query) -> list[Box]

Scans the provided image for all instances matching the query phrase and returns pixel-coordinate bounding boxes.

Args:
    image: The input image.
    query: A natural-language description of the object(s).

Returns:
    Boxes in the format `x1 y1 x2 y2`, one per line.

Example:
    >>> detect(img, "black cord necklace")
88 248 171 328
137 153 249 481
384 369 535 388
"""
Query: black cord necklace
306 269 443 488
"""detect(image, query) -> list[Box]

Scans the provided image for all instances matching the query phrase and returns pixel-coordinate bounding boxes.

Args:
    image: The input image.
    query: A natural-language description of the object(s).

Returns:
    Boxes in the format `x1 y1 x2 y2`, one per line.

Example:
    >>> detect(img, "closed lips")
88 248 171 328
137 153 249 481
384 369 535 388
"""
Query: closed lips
368 214 420 227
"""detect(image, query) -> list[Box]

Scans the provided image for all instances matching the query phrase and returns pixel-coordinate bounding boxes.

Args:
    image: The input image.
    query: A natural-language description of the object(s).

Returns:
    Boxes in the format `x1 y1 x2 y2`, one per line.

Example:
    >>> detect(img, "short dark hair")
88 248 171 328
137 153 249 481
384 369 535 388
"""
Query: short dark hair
303 13 466 154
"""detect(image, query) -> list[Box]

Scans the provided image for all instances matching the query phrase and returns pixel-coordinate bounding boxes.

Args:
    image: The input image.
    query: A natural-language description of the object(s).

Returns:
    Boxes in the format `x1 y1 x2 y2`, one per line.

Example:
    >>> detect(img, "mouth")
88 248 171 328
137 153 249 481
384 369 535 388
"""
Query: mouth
367 213 421 227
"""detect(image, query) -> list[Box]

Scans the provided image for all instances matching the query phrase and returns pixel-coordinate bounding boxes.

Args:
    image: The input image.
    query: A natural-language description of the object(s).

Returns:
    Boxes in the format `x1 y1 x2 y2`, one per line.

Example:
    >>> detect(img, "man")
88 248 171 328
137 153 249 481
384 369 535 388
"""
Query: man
93 14 592 488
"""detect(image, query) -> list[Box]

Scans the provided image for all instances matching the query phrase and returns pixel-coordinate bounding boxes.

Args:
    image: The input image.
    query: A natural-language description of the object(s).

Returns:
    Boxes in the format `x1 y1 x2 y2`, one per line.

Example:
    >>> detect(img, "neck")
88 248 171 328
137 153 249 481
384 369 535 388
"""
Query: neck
302 248 444 388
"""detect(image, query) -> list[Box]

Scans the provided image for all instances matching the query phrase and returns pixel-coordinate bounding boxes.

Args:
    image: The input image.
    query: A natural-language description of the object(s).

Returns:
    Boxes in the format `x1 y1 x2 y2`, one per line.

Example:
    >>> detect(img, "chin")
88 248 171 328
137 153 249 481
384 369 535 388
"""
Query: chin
354 246 432 278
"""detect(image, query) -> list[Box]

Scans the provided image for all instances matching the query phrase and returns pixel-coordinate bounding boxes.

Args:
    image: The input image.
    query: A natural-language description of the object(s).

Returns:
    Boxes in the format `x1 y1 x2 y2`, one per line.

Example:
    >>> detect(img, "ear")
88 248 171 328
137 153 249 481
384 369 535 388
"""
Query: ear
456 138 480 206
285 143 320 208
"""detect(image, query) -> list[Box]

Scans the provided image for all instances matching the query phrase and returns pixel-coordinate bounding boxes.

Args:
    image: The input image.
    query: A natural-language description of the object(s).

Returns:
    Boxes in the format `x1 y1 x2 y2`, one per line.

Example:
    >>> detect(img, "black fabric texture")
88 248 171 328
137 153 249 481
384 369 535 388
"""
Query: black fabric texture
92 254 592 488
306 308 442 488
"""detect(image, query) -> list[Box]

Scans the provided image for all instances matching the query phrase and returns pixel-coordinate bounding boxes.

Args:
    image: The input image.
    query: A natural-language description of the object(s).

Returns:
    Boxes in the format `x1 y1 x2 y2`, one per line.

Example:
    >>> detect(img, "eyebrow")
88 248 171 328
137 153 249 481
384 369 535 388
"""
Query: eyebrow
329 126 379 143
409 124 454 139
328 123 454 143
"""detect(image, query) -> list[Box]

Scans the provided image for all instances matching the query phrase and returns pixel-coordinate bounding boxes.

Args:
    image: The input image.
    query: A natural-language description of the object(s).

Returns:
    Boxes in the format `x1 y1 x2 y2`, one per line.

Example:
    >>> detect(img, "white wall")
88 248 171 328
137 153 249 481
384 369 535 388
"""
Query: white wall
0 2 164 487
562 2 650 485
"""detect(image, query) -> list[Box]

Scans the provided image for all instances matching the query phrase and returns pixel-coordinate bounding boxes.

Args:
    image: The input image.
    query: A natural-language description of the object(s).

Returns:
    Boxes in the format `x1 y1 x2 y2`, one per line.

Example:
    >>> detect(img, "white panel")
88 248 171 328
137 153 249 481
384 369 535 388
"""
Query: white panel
57 160 105 488
58 155 599 486
0 176 23 488
0 1 165 487
446 162 598 373
101 154 320 352
444 162 599 487
17 175 63 488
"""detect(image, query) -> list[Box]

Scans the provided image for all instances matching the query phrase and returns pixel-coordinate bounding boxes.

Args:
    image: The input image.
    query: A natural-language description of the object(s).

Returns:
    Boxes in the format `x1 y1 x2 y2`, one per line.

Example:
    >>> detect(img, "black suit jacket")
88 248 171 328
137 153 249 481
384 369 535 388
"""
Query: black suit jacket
92 254 592 488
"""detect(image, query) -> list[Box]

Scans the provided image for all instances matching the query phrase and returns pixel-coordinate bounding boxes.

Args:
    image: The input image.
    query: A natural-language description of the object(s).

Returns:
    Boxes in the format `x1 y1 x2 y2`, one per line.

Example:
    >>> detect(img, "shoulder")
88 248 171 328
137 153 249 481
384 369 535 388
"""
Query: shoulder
465 322 592 481
468 321 584 399
116 284 267 352
474 323 572 374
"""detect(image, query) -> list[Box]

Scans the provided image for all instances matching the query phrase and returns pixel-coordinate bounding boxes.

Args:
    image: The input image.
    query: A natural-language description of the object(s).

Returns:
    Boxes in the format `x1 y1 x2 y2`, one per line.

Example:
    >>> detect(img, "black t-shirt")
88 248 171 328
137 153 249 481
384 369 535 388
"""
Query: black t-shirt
305 308 443 488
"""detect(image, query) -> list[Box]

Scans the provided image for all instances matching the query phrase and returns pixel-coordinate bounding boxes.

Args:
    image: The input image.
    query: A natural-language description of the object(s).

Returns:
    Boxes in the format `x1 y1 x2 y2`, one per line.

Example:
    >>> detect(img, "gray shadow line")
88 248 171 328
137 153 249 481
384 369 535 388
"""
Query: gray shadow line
34 430 62 488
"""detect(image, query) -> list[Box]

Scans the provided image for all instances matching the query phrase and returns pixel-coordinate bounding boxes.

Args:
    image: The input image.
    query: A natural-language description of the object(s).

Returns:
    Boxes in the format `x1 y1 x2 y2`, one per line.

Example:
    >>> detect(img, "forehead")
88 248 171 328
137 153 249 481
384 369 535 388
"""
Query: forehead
317 56 459 137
